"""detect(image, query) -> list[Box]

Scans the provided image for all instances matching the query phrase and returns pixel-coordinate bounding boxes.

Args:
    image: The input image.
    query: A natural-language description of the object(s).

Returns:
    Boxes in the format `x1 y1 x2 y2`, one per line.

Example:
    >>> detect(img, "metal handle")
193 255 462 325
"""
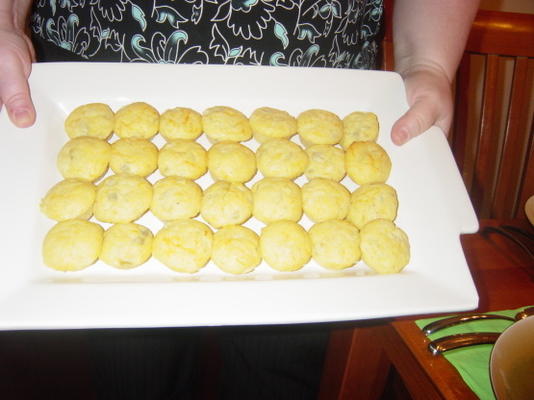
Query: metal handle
428 332 501 355
422 314 515 335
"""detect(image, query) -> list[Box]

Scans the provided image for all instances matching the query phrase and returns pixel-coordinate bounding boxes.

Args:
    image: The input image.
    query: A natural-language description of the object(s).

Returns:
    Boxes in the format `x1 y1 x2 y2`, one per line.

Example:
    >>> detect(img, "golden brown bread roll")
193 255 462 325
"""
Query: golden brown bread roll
100 223 153 269
256 138 308 179
345 141 391 185
252 178 302 223
309 220 361 270
360 219 410 274
159 107 203 141
153 220 213 273
212 225 261 274
42 220 103 271
249 106 297 143
202 106 252 143
200 181 253 228
260 220 311 271
64 103 114 140
93 174 152 223
208 141 257 183
114 102 159 139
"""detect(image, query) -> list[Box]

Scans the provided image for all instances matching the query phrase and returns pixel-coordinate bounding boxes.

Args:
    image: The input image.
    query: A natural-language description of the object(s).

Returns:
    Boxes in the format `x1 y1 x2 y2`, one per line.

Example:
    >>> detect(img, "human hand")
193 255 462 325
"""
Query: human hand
391 65 453 145
0 27 36 128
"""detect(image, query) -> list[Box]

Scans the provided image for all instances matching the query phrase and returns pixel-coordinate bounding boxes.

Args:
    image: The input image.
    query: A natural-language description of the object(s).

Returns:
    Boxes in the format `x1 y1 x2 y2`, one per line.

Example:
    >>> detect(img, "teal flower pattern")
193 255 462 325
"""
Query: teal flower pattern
31 0 383 69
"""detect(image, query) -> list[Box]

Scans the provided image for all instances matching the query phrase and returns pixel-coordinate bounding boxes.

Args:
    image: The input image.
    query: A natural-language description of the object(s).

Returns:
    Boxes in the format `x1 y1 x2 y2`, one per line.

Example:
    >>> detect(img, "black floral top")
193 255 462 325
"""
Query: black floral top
31 0 383 69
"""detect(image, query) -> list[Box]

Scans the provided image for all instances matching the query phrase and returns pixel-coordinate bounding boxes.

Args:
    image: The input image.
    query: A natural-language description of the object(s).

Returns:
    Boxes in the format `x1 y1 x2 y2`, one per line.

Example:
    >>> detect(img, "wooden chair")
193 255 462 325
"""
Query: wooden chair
451 10 534 220
320 6 534 400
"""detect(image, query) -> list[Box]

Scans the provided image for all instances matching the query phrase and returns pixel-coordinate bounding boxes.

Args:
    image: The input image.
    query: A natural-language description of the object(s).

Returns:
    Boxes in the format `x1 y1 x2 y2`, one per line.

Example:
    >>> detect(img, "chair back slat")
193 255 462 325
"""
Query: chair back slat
472 54 502 217
492 57 532 218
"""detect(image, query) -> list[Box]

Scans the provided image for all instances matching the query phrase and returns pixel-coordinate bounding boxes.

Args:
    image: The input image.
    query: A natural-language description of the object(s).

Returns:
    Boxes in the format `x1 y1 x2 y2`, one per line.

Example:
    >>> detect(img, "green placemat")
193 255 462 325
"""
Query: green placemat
415 306 533 400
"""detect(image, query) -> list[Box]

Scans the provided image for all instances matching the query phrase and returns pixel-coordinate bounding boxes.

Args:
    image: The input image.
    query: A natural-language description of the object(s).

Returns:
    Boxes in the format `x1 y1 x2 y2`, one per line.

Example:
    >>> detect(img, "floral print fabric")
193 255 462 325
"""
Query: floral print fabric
31 0 383 69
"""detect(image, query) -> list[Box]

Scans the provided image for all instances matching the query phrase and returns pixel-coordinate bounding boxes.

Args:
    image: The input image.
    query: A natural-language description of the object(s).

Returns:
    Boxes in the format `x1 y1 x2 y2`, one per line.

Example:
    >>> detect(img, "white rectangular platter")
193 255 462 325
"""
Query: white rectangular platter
0 63 479 330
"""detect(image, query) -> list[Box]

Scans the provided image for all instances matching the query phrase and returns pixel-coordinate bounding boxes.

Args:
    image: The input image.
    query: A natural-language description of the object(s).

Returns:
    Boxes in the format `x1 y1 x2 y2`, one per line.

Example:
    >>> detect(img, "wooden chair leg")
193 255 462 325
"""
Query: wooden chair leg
320 323 392 400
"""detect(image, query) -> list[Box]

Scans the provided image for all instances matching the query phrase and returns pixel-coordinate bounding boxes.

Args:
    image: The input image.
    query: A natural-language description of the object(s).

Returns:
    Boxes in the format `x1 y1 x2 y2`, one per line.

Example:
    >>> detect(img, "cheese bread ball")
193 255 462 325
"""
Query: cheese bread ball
110 138 159 177
212 225 261 274
256 138 309 179
345 141 391 185
260 221 311 271
158 140 207 179
341 111 379 149
100 223 153 269
249 107 297 143
64 103 114 140
302 178 350 222
42 220 103 271
159 107 203 141
252 178 302 223
94 174 152 223
153 220 213 273
208 142 257 183
360 219 410 274
202 106 252 143
297 109 343 147
151 177 202 221
114 102 159 139
57 136 111 182
200 181 253 228
305 144 345 182
40 179 96 221
347 183 398 229
309 220 361 270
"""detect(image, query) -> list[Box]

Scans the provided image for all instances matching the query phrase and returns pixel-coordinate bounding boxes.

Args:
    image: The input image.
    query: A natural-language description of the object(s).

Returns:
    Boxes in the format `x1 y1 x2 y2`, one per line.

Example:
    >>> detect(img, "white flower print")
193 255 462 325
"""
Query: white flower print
212 0 275 40
131 31 209 63
45 14 90 56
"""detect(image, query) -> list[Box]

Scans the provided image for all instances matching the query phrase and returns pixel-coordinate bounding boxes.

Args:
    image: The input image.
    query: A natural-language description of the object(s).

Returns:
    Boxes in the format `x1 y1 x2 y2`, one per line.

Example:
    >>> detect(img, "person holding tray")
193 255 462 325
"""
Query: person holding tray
0 1 480 399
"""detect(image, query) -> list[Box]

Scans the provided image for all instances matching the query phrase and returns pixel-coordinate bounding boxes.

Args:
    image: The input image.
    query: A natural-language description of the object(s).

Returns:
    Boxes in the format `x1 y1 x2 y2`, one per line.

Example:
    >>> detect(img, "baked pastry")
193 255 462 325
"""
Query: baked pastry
297 109 343 146
153 219 213 273
158 140 207 180
341 111 379 149
94 174 152 223
151 177 202 221
345 141 391 185
301 178 350 222
249 106 297 143
360 219 410 274
202 106 252 143
212 225 261 274
42 219 103 271
159 107 203 141
64 103 114 140
200 181 253 228
347 183 398 229
260 220 311 271
57 136 111 182
252 178 302 223
304 144 346 182
110 138 159 177
207 141 257 183
100 223 153 269
114 102 159 139
309 220 361 270
256 138 309 179
40 178 96 221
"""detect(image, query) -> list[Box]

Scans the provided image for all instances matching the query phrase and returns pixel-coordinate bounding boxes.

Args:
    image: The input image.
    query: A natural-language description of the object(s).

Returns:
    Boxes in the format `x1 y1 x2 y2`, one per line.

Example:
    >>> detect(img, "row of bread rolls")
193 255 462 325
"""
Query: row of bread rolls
64 102 379 148
41 175 398 230
55 135 391 185
42 218 409 275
